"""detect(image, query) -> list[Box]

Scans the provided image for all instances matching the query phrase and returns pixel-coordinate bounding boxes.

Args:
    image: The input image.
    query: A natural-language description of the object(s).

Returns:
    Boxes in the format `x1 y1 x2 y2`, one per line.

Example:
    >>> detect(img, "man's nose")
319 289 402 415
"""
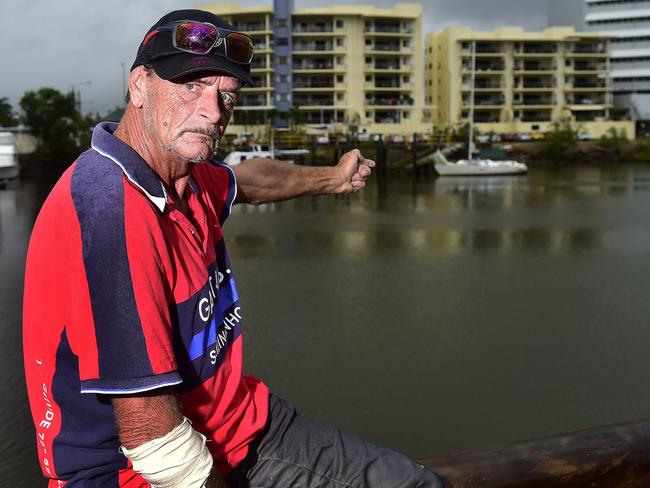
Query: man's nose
198 89 222 125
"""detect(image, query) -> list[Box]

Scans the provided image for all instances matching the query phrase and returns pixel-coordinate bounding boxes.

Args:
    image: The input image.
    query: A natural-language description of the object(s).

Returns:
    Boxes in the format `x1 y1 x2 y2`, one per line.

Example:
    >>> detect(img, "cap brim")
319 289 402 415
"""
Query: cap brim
151 54 253 87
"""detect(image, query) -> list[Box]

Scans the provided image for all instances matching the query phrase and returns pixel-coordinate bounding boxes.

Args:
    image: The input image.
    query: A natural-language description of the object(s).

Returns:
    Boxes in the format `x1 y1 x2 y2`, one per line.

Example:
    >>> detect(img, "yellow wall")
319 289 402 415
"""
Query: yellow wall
426 26 635 139
197 2 431 137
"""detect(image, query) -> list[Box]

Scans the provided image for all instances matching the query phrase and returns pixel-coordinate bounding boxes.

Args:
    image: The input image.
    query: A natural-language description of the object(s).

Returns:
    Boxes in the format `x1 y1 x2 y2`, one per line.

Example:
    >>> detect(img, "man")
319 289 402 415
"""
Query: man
23 9 446 487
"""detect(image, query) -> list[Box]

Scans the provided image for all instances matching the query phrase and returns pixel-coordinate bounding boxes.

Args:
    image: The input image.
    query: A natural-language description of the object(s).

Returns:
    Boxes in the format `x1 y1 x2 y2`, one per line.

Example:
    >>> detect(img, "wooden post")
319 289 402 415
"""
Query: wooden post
419 419 650 488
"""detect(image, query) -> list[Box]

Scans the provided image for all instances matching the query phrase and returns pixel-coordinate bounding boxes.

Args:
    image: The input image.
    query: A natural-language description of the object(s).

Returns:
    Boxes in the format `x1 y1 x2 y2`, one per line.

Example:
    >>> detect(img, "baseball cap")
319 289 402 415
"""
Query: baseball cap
131 9 254 86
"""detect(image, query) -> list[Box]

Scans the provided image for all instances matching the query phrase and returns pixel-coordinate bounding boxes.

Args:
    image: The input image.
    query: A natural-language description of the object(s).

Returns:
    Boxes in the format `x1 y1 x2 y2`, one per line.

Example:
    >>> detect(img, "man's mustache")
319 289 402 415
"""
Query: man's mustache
177 127 221 140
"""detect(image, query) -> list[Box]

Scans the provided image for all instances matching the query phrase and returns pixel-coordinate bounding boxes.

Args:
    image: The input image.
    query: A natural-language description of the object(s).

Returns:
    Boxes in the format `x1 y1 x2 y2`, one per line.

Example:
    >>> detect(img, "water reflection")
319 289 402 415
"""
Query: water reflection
227 166 650 257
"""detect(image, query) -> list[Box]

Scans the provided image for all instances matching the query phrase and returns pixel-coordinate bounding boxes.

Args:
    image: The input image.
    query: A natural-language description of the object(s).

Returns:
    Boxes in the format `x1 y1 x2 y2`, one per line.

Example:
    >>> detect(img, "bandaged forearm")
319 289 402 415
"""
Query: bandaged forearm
120 417 213 487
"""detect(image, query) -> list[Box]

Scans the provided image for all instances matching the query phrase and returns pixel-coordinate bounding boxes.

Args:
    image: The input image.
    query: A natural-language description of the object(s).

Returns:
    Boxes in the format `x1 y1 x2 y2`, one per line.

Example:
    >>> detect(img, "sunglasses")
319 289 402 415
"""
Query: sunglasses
149 21 256 65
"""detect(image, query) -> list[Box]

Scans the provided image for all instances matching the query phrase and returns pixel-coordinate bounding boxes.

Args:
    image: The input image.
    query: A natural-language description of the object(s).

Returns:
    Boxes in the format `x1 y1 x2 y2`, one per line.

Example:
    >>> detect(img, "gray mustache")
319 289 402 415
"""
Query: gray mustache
179 127 221 139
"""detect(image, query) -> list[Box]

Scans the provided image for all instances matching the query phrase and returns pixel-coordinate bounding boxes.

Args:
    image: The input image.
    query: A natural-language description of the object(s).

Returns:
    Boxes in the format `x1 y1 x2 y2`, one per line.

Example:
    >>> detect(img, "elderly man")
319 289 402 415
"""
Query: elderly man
23 9 446 488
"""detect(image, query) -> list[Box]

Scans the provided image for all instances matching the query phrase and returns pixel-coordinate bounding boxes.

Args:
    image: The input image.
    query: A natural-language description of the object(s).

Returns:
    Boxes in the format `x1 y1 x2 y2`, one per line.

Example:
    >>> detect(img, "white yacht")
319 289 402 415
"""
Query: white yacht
0 132 19 181
433 150 527 176
223 144 309 166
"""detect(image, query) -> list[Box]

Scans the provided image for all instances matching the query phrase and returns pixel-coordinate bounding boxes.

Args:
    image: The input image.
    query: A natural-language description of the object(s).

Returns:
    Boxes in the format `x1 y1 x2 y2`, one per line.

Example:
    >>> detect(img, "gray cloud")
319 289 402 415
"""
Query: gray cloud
2 0 582 116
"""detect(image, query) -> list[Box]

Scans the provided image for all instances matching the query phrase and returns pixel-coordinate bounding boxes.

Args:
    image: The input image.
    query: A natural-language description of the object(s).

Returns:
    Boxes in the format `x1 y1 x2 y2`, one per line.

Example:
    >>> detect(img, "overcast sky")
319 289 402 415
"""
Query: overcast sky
2 0 584 116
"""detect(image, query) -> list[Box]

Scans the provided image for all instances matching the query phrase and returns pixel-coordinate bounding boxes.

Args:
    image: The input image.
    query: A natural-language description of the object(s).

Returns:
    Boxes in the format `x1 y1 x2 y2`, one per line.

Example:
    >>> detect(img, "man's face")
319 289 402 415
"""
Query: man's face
142 71 241 163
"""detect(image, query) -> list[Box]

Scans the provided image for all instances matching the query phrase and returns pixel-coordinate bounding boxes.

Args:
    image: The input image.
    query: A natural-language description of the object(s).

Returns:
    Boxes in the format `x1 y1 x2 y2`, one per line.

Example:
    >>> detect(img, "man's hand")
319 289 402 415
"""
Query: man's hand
333 149 376 193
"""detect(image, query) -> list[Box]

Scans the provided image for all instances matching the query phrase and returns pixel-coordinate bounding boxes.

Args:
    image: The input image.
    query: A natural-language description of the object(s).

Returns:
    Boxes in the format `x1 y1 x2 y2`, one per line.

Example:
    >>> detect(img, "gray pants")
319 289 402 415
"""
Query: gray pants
226 395 447 488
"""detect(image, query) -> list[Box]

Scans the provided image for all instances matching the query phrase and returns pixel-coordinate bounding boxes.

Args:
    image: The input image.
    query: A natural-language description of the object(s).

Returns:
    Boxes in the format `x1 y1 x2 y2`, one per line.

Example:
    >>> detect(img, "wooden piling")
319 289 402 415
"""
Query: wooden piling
419 419 650 487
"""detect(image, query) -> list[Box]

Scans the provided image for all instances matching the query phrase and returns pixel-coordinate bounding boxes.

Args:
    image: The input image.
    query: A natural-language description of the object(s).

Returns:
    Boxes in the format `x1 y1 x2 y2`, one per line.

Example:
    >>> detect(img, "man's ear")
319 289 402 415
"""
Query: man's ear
128 67 148 108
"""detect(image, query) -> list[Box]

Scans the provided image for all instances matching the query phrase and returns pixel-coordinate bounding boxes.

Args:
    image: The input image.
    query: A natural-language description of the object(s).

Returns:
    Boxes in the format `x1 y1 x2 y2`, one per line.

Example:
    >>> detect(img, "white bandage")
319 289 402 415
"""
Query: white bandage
120 417 213 488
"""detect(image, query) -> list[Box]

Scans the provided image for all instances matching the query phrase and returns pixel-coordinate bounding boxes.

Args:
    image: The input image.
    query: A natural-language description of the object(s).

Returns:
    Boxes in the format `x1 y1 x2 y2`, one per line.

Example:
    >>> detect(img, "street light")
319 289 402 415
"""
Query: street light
69 81 91 113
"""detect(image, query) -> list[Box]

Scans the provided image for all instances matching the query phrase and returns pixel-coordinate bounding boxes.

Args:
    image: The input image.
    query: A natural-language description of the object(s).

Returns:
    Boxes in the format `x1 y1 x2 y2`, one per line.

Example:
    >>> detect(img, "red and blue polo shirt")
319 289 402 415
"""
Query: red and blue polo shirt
23 122 269 487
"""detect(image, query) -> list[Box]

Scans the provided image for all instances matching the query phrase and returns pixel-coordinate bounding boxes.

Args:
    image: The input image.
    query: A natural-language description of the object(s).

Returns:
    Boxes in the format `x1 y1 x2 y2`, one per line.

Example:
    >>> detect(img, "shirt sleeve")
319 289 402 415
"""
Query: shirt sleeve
196 160 238 227
69 169 180 395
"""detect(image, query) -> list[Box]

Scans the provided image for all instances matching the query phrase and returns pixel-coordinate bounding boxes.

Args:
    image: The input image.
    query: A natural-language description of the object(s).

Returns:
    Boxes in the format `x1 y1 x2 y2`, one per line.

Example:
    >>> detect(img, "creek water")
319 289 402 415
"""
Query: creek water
4 164 650 486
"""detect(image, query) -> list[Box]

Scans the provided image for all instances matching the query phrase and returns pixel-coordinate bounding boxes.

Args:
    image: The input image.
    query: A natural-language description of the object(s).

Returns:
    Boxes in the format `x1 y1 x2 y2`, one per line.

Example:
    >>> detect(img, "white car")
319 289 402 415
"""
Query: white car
515 133 533 141
316 135 330 144
576 132 590 141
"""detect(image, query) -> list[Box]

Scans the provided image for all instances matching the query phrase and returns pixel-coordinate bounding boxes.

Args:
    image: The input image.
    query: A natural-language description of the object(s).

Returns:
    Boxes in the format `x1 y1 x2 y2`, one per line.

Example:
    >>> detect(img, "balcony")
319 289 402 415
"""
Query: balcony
293 42 335 52
365 96 413 106
572 63 607 72
515 97 554 106
293 23 334 33
365 23 413 34
374 61 401 70
520 113 552 122
515 44 557 55
232 22 267 32
570 44 606 55
514 63 555 72
370 43 401 52
293 78 334 89
238 97 267 107
466 62 505 72
293 96 335 107
464 97 505 107
292 58 334 70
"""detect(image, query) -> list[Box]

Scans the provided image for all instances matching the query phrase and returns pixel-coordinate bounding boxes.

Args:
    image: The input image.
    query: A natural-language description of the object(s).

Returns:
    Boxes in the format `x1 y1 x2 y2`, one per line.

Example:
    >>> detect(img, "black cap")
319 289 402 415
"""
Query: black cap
131 9 253 86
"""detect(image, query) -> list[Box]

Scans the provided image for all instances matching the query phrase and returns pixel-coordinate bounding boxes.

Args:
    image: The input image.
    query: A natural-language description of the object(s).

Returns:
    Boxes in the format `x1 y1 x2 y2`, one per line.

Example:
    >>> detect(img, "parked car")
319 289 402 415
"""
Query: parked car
531 132 545 141
500 133 515 142
316 135 330 144
515 133 533 142
357 132 371 142
389 134 405 143
576 131 590 141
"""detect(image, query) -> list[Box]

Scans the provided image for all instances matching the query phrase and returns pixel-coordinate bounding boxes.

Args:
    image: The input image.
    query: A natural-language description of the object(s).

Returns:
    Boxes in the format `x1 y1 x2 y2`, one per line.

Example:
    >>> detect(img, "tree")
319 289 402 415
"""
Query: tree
0 97 18 127
540 119 577 161
20 88 93 160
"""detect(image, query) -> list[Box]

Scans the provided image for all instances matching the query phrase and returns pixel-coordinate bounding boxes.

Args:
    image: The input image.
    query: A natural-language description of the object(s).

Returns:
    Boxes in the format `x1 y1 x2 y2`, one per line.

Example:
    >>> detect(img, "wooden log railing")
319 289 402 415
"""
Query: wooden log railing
419 419 650 487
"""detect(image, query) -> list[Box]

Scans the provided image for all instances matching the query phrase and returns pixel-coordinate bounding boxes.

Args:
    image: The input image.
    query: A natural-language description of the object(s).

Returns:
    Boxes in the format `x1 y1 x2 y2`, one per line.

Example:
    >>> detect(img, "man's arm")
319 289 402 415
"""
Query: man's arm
232 149 375 204
112 390 227 487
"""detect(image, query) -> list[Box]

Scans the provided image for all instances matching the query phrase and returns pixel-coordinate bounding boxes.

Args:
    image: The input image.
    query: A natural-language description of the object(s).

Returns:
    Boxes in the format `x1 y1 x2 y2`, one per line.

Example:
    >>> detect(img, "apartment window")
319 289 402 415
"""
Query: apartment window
532 125 540 130
365 57 372 64
365 39 372 46
276 19 288 27
403 112 410 119
336 56 344 64
403 76 410 83
428 80 432 86
277 38 288 46
337 93 344 101
278 75 289 83
336 20 344 28
462 42 469 49
403 40 410 48
277 56 288 64
336 38 343 47
366 75 372 82
365 111 371 118
277 93 289 101
429 63 433 69
337 75 344 82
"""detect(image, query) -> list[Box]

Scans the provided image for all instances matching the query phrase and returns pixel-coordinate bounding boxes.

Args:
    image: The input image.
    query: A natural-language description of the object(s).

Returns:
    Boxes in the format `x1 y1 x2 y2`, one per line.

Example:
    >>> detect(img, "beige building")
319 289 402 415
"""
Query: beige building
426 26 635 139
197 1 432 138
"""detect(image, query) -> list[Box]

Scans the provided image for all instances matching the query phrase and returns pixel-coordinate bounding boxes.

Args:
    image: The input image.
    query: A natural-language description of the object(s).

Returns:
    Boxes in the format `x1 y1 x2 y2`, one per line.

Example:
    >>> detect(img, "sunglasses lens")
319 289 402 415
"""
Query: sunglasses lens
225 32 255 63
175 22 218 54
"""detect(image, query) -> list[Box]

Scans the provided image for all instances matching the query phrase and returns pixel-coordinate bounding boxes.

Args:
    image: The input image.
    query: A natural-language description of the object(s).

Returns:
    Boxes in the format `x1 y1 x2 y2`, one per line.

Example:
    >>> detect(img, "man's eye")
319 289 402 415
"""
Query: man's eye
185 83 198 92
221 93 237 107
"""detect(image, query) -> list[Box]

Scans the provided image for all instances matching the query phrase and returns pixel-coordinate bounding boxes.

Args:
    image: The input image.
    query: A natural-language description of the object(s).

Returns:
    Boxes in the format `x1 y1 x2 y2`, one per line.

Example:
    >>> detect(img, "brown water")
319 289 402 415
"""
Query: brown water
4 165 650 486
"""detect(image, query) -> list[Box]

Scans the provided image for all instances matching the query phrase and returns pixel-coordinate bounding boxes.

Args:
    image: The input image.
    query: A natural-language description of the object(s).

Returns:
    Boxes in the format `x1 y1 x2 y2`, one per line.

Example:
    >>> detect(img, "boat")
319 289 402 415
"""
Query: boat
0 132 20 181
433 150 527 176
433 41 527 177
223 144 309 166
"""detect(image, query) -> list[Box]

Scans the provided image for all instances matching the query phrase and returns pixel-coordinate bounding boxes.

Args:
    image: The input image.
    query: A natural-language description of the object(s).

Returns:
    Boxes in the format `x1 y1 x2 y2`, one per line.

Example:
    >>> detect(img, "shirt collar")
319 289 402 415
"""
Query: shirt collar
90 121 168 212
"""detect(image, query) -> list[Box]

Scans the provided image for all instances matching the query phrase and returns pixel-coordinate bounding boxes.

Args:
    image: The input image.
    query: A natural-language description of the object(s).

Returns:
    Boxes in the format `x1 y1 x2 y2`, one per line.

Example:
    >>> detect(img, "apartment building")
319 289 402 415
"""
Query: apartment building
426 26 635 139
584 0 650 135
197 1 431 137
